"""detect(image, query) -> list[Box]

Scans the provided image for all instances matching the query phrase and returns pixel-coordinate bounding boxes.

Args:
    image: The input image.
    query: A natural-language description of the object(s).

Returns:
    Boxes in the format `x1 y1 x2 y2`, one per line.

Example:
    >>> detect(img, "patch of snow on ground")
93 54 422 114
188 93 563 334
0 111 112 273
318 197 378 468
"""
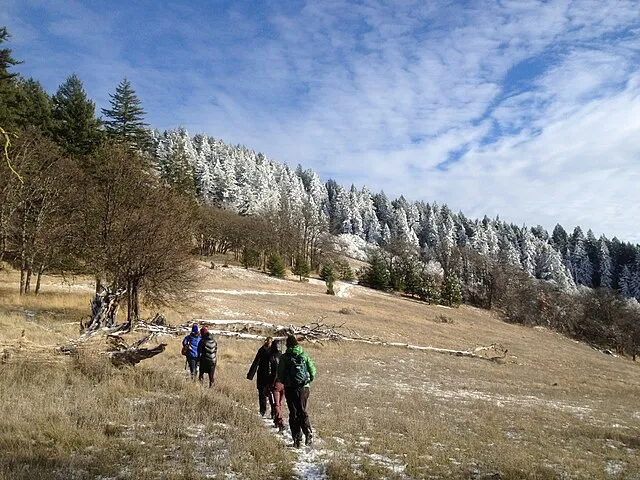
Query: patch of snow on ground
198 289 300 296
334 282 353 298
367 453 407 476
605 460 624 475
259 414 328 479
264 309 291 317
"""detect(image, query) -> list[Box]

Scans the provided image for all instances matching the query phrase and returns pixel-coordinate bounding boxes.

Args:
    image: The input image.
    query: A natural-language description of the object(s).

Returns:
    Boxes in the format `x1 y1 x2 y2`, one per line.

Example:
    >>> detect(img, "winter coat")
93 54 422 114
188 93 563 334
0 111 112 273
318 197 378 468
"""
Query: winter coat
277 345 316 389
197 332 217 365
265 344 281 388
182 333 200 359
247 345 272 390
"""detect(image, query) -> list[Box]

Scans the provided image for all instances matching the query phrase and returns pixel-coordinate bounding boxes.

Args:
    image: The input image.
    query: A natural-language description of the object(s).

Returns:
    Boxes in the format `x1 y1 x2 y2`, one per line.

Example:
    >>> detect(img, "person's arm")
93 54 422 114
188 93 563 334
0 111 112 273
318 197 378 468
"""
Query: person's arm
305 353 317 382
276 354 287 384
197 338 204 361
247 350 260 379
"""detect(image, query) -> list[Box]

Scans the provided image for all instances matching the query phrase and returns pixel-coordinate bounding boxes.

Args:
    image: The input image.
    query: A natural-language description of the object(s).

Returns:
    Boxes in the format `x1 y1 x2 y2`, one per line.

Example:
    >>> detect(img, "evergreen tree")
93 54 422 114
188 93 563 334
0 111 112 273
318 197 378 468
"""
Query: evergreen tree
267 253 286 278
419 274 441 304
101 78 150 151
359 251 390 291
441 273 462 307
0 27 22 127
334 259 355 281
14 78 53 132
597 236 613 289
52 74 102 156
241 247 260 268
319 263 335 294
319 263 334 282
619 265 634 298
292 255 310 281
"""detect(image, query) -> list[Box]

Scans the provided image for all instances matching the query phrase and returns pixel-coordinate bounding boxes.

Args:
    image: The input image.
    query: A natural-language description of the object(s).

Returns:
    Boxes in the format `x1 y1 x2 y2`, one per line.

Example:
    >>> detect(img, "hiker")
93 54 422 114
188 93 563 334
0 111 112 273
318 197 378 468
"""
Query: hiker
246 336 273 417
197 327 218 387
277 335 317 448
182 324 201 379
266 339 286 432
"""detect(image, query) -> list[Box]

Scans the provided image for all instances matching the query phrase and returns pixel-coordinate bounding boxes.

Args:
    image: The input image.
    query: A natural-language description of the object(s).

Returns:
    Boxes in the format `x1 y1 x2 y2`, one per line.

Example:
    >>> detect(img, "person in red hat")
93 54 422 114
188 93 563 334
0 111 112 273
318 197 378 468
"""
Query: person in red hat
197 326 218 387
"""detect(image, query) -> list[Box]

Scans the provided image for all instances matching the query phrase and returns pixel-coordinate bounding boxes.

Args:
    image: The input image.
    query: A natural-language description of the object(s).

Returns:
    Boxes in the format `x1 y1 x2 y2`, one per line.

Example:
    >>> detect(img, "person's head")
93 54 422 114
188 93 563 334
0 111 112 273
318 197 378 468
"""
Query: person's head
271 338 280 351
191 324 199 335
286 335 298 349
263 336 273 348
201 326 208 336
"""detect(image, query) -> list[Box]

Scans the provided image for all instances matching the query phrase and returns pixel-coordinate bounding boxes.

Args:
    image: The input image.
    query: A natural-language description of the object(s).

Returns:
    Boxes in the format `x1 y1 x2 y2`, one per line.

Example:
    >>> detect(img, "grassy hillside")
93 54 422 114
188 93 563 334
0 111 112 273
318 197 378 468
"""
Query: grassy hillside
1 263 639 479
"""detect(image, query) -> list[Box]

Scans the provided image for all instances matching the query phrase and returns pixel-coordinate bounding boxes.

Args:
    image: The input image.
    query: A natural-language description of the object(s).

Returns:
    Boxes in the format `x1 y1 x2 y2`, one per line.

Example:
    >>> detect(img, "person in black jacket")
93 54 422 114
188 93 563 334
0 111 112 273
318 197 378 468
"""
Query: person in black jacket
197 327 218 387
246 336 273 417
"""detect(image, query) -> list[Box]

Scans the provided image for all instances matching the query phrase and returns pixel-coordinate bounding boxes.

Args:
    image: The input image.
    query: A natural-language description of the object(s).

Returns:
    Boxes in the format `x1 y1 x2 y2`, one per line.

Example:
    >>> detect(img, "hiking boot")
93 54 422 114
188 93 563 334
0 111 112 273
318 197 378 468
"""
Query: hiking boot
305 433 313 446
278 425 286 434
293 437 302 448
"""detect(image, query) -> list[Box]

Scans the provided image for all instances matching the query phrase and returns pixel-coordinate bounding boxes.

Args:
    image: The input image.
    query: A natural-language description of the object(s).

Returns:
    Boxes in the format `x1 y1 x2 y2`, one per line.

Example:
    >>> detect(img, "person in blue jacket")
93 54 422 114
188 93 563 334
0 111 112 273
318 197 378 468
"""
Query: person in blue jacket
182 324 201 379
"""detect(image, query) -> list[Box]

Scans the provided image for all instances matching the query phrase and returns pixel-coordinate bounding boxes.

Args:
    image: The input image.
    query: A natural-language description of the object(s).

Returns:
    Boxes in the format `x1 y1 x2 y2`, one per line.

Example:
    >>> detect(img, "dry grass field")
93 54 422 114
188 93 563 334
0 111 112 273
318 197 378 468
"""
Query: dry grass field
1 261 639 479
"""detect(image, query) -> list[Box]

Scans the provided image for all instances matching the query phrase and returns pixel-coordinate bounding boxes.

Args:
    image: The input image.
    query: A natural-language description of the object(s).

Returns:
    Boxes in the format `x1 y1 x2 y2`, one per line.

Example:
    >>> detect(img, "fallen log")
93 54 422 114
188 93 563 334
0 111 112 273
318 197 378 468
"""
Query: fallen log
108 343 166 367
133 318 511 362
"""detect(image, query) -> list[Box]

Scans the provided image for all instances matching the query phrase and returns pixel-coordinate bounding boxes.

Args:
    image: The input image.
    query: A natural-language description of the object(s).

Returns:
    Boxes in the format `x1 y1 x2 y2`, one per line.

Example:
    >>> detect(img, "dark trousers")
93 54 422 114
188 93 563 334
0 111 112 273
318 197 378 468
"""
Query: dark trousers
199 361 216 387
285 386 311 442
258 386 268 416
186 356 198 378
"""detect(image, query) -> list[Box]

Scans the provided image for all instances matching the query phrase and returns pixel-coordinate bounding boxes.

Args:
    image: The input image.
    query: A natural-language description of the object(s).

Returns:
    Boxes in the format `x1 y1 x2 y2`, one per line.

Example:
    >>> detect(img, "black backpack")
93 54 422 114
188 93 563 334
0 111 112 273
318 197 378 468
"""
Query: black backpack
287 353 309 387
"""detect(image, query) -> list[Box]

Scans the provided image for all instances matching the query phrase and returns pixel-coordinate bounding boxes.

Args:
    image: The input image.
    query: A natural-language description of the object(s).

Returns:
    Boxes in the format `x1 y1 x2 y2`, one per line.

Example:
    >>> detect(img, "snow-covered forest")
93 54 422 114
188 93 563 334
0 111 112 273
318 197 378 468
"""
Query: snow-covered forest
152 127 640 299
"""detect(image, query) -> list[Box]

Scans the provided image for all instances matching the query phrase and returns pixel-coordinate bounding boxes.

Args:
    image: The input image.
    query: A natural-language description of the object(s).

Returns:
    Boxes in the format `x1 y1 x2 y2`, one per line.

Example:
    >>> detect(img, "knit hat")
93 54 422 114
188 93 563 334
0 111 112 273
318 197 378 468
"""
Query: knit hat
286 335 298 348
201 326 208 335
191 324 199 334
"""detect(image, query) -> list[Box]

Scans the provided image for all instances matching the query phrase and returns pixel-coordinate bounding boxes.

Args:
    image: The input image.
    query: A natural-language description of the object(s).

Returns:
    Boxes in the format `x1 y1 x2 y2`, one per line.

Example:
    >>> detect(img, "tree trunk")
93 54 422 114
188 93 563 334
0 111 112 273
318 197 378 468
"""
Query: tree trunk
132 279 140 324
127 279 133 325
19 268 26 295
24 267 32 294
19 207 27 295
35 263 45 295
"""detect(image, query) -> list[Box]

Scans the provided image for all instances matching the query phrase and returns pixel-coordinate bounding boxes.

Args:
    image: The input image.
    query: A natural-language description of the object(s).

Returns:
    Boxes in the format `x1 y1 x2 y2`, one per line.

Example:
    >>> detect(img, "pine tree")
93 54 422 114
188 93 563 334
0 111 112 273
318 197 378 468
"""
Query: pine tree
419 274 441 304
0 27 22 127
292 255 310 282
441 273 462 307
267 253 286 278
241 247 260 268
15 78 52 132
597 236 613 289
619 265 634 298
101 78 150 151
52 74 102 157
359 251 390 291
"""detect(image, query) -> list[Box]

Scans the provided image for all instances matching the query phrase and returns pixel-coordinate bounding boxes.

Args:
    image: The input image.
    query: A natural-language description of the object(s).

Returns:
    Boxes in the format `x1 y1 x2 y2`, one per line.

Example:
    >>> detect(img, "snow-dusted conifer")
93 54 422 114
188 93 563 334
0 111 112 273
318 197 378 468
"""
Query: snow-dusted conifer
597 236 613 289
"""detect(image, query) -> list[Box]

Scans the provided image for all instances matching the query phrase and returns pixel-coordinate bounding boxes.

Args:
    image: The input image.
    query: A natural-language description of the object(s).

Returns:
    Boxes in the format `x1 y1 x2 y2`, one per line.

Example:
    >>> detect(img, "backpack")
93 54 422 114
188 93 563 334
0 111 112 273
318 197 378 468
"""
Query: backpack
287 353 309 387
181 336 191 356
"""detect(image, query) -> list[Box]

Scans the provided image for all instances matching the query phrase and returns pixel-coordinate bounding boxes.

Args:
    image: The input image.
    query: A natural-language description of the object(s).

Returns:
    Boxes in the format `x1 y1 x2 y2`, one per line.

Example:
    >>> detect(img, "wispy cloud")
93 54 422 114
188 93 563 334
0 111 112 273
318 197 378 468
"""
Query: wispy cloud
3 0 640 241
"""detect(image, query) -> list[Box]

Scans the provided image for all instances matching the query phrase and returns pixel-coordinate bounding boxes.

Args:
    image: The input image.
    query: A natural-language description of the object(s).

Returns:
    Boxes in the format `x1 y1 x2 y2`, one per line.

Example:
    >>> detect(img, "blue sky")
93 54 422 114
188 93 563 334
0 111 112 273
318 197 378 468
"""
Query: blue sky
3 0 640 242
